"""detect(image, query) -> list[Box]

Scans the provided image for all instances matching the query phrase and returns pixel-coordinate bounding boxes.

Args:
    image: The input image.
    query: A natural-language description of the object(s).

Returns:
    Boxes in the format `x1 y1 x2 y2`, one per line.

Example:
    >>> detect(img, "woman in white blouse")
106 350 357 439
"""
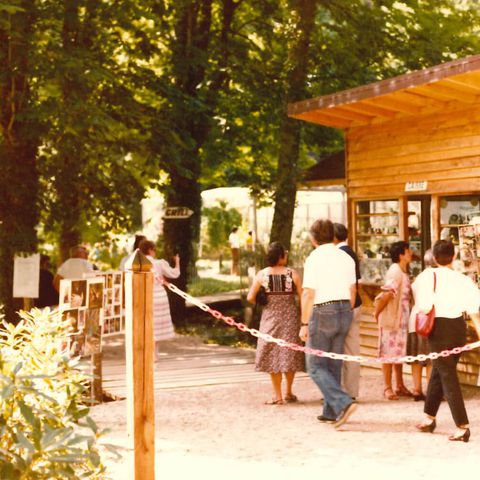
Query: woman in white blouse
139 239 180 358
415 240 480 442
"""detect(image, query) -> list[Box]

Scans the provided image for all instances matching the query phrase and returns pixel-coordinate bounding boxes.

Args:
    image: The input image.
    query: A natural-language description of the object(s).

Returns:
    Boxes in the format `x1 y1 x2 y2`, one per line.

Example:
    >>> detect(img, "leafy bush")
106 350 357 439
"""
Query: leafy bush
187 277 243 297
179 311 256 349
201 202 242 255
0 309 106 479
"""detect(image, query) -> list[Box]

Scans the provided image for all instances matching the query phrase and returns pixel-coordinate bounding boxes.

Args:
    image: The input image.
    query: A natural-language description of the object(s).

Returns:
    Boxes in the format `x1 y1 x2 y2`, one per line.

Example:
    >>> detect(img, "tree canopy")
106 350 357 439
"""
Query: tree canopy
1 0 479 318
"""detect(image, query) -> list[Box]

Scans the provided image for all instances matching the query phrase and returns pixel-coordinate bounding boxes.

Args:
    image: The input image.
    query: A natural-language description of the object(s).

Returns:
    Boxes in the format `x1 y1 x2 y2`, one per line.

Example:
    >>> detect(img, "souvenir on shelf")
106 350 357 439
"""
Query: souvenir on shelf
458 223 480 287
356 199 398 284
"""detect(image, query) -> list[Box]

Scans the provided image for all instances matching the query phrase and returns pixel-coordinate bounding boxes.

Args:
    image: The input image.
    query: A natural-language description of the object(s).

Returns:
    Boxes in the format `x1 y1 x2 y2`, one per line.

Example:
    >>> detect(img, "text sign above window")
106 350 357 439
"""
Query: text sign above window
405 181 428 192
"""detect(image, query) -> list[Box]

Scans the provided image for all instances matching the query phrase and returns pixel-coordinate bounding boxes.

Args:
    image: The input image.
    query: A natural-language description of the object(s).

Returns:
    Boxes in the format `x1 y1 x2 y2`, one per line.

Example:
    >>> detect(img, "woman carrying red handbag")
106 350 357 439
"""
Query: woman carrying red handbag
415 240 480 442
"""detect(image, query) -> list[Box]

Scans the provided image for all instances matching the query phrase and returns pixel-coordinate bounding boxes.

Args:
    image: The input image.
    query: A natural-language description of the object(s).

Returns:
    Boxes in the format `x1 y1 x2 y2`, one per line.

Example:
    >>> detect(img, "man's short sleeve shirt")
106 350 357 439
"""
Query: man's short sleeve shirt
57 258 94 279
303 243 356 304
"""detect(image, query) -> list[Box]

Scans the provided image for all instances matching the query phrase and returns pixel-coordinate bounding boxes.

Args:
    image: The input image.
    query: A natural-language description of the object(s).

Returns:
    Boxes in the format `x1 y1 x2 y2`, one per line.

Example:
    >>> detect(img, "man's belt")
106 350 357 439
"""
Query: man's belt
314 299 350 307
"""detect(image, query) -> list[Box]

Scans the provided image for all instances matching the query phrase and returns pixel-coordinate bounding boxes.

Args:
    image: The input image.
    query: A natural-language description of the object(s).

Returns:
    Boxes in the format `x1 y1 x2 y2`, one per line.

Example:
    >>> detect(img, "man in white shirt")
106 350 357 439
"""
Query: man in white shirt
53 245 94 291
299 219 357 428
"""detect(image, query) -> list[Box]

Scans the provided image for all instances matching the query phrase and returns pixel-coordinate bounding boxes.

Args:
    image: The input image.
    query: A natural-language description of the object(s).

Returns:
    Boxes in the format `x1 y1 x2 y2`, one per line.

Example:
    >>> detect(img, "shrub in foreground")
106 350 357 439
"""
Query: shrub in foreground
0 308 105 479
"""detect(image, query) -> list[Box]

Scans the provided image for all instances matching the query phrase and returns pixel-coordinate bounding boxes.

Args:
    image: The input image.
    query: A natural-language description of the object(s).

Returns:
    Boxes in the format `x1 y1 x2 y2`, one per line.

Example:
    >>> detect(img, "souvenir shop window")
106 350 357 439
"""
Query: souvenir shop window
440 195 480 286
440 195 480 245
355 199 399 284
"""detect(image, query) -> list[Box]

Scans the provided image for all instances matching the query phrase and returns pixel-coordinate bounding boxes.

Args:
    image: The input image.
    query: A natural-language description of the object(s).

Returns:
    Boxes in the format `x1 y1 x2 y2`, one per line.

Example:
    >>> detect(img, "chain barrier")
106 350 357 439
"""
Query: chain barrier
163 280 480 364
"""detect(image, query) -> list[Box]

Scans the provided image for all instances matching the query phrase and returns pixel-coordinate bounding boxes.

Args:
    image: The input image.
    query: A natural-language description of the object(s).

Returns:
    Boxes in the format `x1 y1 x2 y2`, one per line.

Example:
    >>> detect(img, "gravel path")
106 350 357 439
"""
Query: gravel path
91 336 480 479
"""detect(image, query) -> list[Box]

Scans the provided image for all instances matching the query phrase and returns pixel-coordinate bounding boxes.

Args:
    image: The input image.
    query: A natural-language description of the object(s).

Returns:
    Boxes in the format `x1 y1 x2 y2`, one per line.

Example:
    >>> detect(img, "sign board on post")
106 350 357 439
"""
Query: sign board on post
163 206 194 219
13 253 40 299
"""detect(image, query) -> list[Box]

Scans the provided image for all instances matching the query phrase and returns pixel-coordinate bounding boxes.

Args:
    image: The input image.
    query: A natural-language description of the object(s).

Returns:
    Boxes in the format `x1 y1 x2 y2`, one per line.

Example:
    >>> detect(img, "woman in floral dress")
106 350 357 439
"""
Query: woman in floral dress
247 242 304 405
374 241 414 400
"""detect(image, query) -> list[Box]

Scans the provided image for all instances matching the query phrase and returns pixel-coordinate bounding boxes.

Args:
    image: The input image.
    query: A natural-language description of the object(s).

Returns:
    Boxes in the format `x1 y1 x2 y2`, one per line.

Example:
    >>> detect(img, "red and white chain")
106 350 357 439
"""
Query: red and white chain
163 281 480 364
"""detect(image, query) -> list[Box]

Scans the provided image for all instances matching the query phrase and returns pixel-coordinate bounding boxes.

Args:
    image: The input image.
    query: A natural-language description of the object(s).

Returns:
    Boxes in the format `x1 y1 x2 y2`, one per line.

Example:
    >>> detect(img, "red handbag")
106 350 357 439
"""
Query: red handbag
415 272 437 337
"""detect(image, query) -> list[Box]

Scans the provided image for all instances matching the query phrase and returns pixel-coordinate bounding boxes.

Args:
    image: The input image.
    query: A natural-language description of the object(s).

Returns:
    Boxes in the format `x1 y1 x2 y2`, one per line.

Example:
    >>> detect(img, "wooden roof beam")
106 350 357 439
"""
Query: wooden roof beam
293 110 351 128
409 84 478 103
393 90 445 108
340 102 398 119
319 107 374 123
443 76 480 93
362 97 421 115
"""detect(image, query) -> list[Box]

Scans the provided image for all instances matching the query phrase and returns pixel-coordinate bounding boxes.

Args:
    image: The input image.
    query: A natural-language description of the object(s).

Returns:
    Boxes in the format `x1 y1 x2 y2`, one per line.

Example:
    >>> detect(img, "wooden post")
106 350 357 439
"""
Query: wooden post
22 298 34 311
92 352 103 402
124 250 155 480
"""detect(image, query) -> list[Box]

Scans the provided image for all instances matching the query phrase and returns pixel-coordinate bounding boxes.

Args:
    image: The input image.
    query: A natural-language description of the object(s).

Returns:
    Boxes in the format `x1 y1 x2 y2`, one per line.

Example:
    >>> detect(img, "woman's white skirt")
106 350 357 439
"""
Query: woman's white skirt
153 284 175 341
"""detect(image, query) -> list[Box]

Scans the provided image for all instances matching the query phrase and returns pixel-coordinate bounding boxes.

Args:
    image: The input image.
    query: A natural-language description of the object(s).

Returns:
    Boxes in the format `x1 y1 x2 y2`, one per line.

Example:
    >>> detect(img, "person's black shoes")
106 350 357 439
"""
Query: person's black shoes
333 402 357 429
317 415 335 424
415 419 436 433
448 428 470 443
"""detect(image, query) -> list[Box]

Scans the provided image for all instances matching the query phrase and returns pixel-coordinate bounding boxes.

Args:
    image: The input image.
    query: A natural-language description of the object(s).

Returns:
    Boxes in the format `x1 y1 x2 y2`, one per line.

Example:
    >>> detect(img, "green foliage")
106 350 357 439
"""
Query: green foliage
187 277 243 297
2 0 480 316
201 202 242 253
0 309 106 479
179 308 256 348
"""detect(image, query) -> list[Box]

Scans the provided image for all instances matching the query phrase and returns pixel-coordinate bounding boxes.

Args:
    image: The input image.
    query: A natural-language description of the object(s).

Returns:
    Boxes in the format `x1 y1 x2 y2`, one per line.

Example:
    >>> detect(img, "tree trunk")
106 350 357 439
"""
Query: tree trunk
0 1 39 321
270 0 317 249
162 0 238 316
55 0 85 262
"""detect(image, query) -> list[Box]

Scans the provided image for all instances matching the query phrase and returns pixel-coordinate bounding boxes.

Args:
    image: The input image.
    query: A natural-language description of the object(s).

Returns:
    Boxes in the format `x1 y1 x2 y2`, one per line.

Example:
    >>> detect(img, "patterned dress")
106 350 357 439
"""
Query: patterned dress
379 271 411 361
255 269 305 373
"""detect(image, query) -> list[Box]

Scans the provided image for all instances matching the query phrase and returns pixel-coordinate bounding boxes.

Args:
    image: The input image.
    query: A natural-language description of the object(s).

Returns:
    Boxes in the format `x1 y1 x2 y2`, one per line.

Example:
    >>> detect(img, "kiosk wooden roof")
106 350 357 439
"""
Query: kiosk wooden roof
289 55 480 129
290 55 480 200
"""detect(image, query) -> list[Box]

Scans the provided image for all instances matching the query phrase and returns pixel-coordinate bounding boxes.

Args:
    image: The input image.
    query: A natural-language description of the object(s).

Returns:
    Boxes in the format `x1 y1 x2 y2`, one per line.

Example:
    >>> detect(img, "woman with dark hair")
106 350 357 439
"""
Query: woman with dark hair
119 234 146 271
415 240 480 442
374 240 414 400
247 242 304 405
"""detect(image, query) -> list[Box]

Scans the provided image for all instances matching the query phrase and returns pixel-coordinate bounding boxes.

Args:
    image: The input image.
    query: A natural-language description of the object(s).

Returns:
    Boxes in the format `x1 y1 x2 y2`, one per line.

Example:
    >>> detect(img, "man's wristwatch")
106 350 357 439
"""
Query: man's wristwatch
301 323 308 326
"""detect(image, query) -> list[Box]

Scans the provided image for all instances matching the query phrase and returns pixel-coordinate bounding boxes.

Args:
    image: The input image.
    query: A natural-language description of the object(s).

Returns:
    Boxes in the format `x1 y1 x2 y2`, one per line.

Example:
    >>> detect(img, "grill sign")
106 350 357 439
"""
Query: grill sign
163 207 194 219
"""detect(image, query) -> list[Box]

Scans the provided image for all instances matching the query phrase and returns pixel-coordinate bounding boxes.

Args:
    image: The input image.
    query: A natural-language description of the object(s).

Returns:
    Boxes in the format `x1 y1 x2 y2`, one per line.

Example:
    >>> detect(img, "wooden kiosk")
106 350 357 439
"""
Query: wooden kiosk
290 54 480 386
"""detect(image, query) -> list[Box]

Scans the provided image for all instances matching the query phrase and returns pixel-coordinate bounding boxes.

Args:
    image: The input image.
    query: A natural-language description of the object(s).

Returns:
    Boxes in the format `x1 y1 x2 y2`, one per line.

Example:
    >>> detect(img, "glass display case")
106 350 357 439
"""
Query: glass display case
407 198 430 278
355 200 399 283
440 195 480 285
457 224 480 287
440 195 480 245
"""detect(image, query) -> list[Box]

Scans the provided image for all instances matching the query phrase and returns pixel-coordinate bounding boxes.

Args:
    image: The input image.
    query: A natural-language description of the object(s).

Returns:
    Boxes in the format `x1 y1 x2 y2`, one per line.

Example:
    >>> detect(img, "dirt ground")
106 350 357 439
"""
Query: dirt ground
91 335 480 480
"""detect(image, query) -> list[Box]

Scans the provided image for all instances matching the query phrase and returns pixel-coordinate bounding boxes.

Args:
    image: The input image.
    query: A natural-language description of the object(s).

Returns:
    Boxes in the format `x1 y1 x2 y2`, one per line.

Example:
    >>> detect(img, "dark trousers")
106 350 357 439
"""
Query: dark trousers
424 316 468 427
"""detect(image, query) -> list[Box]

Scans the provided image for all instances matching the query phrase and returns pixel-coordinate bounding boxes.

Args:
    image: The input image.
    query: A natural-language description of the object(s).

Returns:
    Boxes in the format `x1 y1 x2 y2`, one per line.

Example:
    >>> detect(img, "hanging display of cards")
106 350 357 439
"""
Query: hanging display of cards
96 271 124 336
59 276 105 357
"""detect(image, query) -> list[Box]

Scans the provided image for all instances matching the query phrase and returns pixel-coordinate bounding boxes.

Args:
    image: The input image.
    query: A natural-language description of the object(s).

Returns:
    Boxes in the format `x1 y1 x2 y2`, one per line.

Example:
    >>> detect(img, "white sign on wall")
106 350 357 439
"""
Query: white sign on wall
13 253 40 298
405 181 428 192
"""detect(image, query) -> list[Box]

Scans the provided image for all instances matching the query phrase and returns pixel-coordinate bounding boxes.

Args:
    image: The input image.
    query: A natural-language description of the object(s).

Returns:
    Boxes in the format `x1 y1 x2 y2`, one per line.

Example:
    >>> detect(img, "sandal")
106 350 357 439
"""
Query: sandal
265 398 284 405
384 387 399 400
285 394 298 403
395 386 413 397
